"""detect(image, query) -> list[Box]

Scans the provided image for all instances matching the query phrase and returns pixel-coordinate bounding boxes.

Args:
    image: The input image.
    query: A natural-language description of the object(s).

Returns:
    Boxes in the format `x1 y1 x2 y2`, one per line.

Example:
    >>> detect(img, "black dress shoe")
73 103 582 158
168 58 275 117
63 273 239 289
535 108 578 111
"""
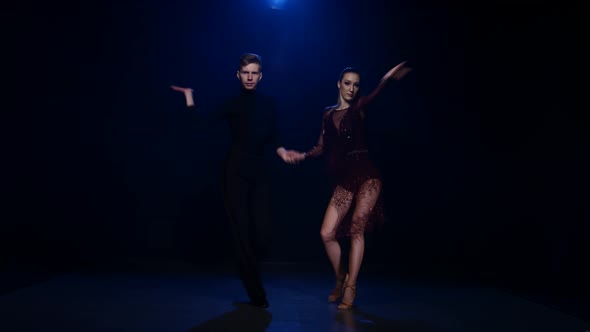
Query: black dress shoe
248 298 269 308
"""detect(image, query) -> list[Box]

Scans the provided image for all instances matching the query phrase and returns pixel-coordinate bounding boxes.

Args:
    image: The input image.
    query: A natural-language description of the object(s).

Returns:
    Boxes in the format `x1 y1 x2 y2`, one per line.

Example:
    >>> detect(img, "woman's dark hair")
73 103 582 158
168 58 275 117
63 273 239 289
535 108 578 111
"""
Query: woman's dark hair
338 67 361 82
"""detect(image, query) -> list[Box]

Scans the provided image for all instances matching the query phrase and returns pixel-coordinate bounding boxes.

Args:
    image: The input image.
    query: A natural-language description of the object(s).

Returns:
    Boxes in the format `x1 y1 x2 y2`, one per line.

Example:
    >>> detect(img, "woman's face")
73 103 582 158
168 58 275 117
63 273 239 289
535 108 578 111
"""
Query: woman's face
338 72 360 103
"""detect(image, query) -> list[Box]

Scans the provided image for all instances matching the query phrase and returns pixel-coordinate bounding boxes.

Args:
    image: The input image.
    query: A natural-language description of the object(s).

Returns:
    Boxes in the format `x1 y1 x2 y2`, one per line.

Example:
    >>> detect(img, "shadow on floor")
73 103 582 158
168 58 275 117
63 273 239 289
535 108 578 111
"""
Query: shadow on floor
187 302 272 332
334 308 443 332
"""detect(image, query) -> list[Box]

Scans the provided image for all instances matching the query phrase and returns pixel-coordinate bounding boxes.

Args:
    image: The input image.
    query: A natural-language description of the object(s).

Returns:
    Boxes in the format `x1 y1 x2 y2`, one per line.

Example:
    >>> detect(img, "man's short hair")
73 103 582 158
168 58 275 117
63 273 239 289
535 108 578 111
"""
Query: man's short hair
239 53 262 71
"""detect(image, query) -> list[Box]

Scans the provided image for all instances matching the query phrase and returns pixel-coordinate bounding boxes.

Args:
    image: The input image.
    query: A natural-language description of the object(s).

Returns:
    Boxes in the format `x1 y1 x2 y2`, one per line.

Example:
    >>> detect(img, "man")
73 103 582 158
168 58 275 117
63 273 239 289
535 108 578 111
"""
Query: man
172 53 294 308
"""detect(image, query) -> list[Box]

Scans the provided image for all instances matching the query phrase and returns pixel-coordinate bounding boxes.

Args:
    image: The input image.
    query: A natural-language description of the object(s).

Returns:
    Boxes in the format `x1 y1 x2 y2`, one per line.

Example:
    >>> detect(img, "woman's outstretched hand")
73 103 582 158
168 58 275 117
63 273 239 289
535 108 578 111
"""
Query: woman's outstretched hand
383 61 412 81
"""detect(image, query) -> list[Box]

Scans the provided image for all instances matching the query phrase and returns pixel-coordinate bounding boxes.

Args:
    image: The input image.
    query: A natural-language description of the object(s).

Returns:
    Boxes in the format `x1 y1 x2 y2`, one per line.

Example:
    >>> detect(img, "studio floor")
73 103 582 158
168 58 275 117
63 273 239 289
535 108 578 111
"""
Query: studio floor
0 261 587 332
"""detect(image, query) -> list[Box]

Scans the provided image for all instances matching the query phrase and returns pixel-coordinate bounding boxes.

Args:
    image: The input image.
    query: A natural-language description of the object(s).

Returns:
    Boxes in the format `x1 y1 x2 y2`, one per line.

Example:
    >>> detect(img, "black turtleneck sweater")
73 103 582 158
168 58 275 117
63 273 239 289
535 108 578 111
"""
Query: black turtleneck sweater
188 89 280 177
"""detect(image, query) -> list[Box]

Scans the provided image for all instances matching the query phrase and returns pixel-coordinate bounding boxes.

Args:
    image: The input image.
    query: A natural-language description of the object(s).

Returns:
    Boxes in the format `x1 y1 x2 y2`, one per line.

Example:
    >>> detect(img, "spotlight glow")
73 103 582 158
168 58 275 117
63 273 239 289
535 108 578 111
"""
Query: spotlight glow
269 0 287 10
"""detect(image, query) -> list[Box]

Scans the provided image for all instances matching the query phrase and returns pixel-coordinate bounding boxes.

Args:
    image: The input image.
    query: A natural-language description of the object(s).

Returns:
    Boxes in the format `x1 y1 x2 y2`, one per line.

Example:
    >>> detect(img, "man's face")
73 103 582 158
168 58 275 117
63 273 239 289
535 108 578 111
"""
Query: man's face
237 63 262 90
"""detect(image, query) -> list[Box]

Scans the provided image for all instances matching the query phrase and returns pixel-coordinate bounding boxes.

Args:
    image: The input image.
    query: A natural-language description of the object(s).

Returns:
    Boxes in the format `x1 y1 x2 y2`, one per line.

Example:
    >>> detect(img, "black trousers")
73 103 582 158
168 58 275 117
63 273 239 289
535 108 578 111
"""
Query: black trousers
222 167 272 302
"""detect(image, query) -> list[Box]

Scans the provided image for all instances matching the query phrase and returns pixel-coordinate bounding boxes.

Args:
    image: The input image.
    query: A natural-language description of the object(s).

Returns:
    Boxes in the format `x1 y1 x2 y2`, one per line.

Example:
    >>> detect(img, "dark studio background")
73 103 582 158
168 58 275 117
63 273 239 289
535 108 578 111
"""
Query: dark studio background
3 0 587 315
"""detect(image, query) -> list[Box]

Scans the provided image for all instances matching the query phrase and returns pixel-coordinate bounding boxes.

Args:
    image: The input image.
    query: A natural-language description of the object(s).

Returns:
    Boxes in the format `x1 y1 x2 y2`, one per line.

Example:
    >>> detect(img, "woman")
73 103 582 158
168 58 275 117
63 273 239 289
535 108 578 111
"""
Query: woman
280 61 411 310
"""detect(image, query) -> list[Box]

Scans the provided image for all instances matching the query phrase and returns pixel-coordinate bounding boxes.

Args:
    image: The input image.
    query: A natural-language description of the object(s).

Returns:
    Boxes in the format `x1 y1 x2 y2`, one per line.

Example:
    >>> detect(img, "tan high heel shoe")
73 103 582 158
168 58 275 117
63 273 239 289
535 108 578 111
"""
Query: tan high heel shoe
328 273 348 302
337 283 357 310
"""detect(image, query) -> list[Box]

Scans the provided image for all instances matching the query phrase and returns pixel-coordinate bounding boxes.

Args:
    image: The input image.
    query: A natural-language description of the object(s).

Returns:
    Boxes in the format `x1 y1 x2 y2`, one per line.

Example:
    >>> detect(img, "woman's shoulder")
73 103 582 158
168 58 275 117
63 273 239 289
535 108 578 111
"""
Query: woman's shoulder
322 104 337 115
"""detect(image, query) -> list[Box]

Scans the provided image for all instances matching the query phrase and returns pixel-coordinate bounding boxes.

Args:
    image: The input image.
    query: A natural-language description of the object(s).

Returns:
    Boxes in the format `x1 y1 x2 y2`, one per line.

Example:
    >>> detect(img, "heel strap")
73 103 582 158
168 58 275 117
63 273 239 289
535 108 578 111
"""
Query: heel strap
343 284 356 293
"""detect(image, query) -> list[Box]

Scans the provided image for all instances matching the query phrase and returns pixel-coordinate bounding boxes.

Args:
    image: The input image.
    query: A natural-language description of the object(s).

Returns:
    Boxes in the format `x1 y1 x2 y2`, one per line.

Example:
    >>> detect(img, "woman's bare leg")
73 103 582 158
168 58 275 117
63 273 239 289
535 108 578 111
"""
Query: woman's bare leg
340 179 381 308
320 186 354 299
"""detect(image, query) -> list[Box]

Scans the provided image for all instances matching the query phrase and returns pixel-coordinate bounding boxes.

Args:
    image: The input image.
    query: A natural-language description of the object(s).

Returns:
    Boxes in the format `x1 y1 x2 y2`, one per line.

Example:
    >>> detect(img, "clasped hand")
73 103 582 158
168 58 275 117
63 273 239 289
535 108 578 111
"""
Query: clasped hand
279 150 305 164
